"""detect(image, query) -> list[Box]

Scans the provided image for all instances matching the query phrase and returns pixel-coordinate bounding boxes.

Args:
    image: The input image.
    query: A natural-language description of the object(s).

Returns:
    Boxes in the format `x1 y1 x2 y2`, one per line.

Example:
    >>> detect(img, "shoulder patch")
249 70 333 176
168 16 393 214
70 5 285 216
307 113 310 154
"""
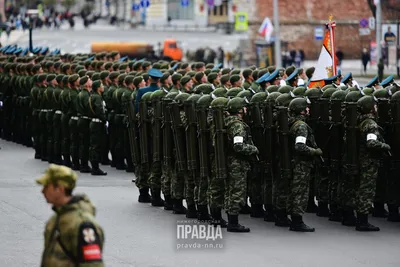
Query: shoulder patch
78 222 102 263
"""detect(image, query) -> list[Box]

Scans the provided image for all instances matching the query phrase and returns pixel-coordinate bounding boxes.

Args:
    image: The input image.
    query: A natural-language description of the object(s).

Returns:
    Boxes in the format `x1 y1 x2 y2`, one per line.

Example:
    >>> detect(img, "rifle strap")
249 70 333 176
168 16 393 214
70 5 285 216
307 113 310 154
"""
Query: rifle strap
88 96 95 116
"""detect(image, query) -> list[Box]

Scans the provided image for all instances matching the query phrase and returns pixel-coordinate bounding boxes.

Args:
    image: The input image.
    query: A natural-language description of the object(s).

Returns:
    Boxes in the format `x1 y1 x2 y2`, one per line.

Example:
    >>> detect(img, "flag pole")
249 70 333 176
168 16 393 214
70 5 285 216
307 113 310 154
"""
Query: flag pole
273 0 281 67
328 15 337 76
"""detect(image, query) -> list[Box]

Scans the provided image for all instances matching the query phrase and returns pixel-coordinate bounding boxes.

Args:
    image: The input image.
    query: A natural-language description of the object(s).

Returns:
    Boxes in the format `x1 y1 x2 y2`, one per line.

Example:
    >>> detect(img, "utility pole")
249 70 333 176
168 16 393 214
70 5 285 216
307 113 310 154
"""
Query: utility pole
273 0 281 67
375 0 382 63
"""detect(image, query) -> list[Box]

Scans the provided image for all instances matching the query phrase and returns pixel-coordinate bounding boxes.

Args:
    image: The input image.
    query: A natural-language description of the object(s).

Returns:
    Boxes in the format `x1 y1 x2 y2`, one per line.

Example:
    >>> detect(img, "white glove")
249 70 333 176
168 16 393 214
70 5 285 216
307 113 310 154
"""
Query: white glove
105 121 109 128
0 101 3 107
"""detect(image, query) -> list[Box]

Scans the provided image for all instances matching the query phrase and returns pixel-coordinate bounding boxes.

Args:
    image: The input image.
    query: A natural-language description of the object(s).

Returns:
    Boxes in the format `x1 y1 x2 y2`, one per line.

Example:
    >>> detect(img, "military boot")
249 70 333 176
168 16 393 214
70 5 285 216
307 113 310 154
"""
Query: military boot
163 195 173 210
289 215 315 232
116 156 126 170
372 202 388 218
34 151 41 160
239 203 251 214
387 204 400 222
173 199 187 214
263 204 275 222
275 209 291 227
306 196 318 213
210 207 227 228
356 214 380 231
125 164 135 173
138 187 152 203
316 202 330 217
227 214 250 233
328 204 342 222
80 161 92 173
150 189 164 207
90 162 107 176
250 204 265 218
341 209 357 226
186 204 197 218
197 205 211 222
71 159 80 171
63 155 72 168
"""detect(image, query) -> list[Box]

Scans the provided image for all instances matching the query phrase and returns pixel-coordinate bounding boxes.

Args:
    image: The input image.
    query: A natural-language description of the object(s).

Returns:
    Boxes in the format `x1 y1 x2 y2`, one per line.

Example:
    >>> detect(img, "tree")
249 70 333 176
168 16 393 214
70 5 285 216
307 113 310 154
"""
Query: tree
63 0 77 10
43 0 57 6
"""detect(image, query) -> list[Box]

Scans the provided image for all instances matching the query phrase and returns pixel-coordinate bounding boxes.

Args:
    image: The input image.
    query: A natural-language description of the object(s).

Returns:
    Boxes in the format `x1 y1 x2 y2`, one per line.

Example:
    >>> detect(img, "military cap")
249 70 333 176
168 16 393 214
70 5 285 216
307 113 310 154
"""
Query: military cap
104 62 113 70
181 62 189 70
142 61 151 69
237 90 253 99
78 69 87 77
129 71 138 76
172 73 183 83
52 61 61 69
285 68 299 83
305 67 315 79
391 91 400 102
226 87 244 97
110 51 119 57
109 71 120 80
160 63 169 70
252 70 259 81
68 74 79 83
195 62 205 69
38 74 47 83
79 76 89 85
118 74 127 84
86 70 95 78
321 84 334 91
128 60 136 69
221 68 231 75
133 76 144 88
250 91 267 104
265 69 281 83
380 75 394 88
92 80 102 91
177 70 186 76
230 69 240 76
124 75 135 85
256 73 270 84
330 90 347 101
275 93 295 107
187 71 196 78
365 76 380 88
341 72 353 84
304 88 322 99
195 84 213 94
220 74 230 84
204 69 211 76
36 164 77 189
242 69 253 79
92 73 101 81
211 68 220 73
373 89 389 99
195 72 205 83
206 63 215 69
292 86 307 97
133 61 143 70
265 92 281 104
84 60 92 67
258 69 268 79
112 63 120 71
96 61 105 69
119 63 128 70
45 61 53 69
230 74 241 84
61 63 71 73
152 63 162 69
362 87 374 96
160 72 171 83
99 71 109 80
266 66 276 73
56 74 65 83
345 91 363 103
47 73 57 83
207 72 218 83
321 88 338 99
146 68 161 79
180 75 192 85
142 73 149 82
285 66 296 77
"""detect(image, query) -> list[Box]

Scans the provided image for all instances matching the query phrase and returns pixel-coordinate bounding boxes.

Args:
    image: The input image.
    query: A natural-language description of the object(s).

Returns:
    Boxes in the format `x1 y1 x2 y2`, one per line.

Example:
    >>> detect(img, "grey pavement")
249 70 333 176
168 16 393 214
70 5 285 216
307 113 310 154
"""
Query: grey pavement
1 139 400 267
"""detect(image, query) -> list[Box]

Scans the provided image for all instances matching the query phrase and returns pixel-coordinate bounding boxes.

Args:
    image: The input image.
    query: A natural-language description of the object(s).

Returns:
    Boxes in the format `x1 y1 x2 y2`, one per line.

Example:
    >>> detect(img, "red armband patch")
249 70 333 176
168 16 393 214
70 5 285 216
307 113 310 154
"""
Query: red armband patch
82 244 102 261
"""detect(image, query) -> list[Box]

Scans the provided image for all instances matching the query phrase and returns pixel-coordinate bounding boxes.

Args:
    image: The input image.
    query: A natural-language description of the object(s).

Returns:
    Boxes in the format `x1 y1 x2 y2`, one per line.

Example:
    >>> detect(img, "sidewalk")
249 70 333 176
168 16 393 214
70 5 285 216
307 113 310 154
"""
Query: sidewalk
0 30 27 46
303 59 399 78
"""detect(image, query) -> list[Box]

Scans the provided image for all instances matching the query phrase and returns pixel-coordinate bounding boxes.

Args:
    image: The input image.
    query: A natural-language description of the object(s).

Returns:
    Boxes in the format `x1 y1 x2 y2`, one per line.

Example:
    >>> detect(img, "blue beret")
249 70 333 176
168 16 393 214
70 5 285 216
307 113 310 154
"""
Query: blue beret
85 56 94 62
265 69 280 83
41 47 49 54
341 72 352 84
148 68 163 78
380 75 394 87
256 72 270 84
172 64 178 70
14 47 22 55
365 76 379 88
32 47 41 54
212 63 223 71
285 68 299 82
118 56 128 62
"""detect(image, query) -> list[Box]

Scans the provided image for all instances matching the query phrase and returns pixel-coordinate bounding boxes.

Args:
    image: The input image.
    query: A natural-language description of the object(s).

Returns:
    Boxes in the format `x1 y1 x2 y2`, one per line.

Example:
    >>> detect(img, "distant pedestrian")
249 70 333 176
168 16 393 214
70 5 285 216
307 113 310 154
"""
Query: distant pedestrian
361 48 370 75
217 46 224 67
37 164 105 266
336 48 344 69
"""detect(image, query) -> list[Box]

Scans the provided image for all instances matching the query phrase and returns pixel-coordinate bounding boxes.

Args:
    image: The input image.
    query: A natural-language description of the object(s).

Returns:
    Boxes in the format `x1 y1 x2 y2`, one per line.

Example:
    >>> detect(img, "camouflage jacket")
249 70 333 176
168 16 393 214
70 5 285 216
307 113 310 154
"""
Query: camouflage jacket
41 195 104 267
289 114 318 158
358 114 388 159
225 115 258 157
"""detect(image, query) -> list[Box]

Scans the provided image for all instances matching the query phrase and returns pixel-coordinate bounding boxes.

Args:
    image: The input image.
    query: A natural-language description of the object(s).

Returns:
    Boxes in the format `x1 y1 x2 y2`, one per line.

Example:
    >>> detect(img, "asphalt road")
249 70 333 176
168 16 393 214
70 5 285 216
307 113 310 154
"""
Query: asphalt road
0 139 399 267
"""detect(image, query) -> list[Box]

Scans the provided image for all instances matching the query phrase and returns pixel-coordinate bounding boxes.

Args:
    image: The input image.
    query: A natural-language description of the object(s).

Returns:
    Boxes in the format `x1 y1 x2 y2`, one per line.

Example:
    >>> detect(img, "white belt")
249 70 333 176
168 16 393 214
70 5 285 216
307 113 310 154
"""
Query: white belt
71 116 78 120
55 110 62 114
92 118 102 123
41 109 48 112
81 116 91 120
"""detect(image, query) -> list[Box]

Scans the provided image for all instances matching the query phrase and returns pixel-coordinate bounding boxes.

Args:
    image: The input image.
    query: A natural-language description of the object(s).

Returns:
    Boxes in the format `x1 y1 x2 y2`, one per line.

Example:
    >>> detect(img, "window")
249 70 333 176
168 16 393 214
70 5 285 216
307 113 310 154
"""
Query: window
167 0 195 20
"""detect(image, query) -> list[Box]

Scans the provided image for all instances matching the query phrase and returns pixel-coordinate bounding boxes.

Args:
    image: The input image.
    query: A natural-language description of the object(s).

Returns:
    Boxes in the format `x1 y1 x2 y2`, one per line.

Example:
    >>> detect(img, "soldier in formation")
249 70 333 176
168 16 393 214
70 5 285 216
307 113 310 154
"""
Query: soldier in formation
0 46 400 233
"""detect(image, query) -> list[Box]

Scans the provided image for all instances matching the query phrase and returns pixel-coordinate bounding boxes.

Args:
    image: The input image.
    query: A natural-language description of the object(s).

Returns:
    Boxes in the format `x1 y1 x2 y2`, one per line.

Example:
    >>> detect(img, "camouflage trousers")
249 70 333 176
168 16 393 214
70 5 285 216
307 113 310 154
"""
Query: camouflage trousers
185 171 196 206
287 160 312 216
136 164 150 190
316 164 330 204
339 166 356 209
356 158 379 215
149 161 162 190
196 175 208 206
374 160 388 204
274 161 289 211
208 154 225 209
248 163 264 205
225 157 250 215
328 164 341 207
263 165 274 207
161 164 172 196
171 165 185 200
